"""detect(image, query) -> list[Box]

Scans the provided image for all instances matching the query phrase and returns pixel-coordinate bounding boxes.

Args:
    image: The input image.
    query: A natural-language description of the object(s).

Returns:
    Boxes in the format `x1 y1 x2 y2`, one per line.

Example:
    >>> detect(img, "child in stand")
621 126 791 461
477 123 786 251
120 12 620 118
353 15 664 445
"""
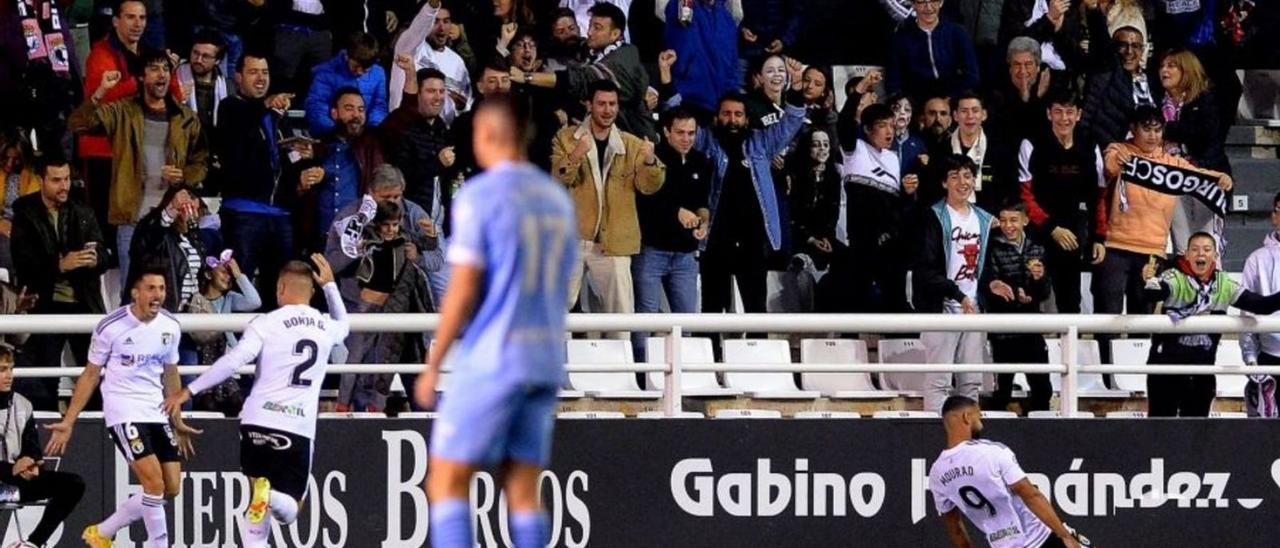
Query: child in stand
981 202 1053 414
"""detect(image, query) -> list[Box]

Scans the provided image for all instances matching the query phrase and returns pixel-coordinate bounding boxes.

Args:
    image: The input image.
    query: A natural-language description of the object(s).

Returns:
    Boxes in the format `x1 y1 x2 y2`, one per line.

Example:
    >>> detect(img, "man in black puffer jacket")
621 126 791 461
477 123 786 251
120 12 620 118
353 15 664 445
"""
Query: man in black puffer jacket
980 202 1053 413
1079 4 1162 147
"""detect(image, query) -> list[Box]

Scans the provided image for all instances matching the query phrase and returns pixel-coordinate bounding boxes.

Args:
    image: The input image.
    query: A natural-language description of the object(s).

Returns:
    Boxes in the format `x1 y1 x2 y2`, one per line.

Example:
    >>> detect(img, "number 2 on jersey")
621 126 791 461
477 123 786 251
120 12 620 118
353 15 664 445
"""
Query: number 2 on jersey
520 215 567 292
290 339 319 388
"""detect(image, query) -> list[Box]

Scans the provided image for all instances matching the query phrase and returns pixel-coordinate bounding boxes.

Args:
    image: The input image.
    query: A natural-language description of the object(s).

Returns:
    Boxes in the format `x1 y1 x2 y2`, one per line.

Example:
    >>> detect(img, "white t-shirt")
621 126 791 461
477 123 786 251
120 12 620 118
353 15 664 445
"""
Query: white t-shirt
233 300 349 439
930 440 1053 548
413 43 472 115
89 307 182 427
944 204 982 313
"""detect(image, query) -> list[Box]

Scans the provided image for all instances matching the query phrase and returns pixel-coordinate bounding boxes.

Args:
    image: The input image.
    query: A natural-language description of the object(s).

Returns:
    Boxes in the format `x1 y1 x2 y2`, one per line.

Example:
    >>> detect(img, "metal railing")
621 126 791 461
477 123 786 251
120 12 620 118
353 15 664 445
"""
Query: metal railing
5 313 1279 416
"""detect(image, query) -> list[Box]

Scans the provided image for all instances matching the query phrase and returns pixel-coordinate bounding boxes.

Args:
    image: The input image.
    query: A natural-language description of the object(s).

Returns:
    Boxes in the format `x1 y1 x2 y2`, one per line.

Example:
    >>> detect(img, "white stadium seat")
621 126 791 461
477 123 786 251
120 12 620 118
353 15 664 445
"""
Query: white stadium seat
721 340 819 399
1028 410 1096 419
1215 340 1248 398
980 411 1019 419
77 411 104 419
319 412 386 419
799 339 897 399
397 412 439 419
876 339 929 396
872 410 939 419
566 340 659 399
644 337 743 397
1046 339 1129 397
1105 411 1147 418
636 411 705 419
1209 411 1248 418
1110 339 1151 394
557 411 626 419
180 411 225 419
713 409 783 419
794 411 861 419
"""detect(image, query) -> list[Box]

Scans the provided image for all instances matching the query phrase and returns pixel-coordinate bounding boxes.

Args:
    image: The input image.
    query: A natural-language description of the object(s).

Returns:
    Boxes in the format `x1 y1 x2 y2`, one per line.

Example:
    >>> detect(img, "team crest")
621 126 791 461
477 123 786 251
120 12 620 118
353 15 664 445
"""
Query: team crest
162 333 173 346
130 439 145 454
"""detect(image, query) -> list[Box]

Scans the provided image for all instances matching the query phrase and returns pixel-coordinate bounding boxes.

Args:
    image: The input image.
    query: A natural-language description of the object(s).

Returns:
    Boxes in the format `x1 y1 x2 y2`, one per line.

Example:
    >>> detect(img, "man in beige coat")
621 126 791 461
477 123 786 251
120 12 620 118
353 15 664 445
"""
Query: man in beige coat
551 80 665 314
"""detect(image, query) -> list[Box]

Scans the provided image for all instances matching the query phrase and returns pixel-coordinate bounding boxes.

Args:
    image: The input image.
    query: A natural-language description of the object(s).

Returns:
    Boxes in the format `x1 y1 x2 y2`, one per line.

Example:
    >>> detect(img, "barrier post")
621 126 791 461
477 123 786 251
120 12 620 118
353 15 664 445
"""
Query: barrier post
1061 326 1079 415
663 325 684 416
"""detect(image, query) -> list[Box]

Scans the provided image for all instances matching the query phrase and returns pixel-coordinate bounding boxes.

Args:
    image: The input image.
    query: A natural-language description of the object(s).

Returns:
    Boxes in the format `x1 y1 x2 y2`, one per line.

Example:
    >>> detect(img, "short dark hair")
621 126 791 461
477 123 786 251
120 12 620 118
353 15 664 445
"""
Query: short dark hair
374 198 403 224
130 263 169 291
236 52 268 74
662 107 697 130
476 93 534 151
1130 105 1165 128
346 33 380 68
1045 89 1079 109
140 48 172 71
482 55 511 75
416 67 447 86
950 91 984 111
112 0 145 14
553 7 577 24
941 396 978 415
330 86 364 109
587 79 619 101
36 153 70 178
1273 191 1280 209
191 29 226 57
860 103 894 129
588 2 626 33
1188 231 1218 250
999 200 1028 216
718 92 748 110
0 344 13 364
939 154 979 178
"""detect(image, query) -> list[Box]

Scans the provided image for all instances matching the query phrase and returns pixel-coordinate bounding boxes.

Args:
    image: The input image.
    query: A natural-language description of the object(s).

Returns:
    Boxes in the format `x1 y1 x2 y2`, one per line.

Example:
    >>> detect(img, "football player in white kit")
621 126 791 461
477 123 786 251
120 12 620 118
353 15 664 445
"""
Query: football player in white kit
44 265 202 548
163 255 348 548
930 396 1088 548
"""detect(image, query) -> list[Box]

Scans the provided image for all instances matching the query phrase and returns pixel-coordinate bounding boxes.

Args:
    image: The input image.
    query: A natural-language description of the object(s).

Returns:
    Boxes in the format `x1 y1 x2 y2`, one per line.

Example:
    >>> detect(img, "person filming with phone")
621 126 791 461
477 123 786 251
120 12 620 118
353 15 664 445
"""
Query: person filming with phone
10 155 108 411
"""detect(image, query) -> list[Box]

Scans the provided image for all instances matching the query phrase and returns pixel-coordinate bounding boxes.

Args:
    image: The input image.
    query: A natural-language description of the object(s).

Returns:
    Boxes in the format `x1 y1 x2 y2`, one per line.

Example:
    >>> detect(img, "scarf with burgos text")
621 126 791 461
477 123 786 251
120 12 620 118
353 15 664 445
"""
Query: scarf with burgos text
1119 156 1228 217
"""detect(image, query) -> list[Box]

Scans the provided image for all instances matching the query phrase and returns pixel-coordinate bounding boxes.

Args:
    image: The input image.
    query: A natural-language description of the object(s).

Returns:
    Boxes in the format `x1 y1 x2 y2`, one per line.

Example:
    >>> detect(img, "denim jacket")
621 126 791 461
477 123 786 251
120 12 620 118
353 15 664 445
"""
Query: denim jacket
693 94 806 251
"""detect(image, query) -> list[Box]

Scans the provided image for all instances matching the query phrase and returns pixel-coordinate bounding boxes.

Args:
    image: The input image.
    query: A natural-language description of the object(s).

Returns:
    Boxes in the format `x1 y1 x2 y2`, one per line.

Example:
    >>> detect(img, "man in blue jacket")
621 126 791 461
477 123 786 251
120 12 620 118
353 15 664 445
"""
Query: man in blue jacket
663 0 741 117
305 33 388 136
693 76 812 314
886 0 981 99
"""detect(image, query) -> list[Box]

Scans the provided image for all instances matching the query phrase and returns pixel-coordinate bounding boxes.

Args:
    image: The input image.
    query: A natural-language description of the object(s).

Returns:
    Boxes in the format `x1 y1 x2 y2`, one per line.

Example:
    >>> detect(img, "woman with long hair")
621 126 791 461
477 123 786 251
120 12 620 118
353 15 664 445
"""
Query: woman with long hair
1159 49 1231 252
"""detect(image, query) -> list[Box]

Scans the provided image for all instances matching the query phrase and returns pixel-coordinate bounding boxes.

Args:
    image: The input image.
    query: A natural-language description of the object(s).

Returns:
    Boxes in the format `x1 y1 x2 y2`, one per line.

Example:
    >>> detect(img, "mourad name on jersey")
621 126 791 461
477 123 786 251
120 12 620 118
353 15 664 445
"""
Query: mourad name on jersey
936 465 975 486
283 315 326 331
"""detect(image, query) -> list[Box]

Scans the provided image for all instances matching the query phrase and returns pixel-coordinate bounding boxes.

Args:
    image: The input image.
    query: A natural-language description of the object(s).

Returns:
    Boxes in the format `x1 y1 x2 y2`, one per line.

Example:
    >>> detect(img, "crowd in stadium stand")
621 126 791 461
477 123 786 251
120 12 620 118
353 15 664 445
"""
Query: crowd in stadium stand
0 0 1277 416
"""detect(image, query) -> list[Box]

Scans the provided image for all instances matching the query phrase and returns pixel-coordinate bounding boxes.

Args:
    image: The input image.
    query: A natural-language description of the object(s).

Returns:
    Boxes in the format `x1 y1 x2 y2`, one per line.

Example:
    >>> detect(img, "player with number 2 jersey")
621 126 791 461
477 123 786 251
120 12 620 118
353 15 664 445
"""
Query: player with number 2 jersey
165 255 349 548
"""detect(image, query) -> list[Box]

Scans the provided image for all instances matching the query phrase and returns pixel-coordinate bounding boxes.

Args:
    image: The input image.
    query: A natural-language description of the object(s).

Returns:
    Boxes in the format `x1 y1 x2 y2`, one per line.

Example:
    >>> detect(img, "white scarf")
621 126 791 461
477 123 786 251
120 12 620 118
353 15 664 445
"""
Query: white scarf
841 139 901 196
951 129 988 196
591 40 623 64
176 64 227 126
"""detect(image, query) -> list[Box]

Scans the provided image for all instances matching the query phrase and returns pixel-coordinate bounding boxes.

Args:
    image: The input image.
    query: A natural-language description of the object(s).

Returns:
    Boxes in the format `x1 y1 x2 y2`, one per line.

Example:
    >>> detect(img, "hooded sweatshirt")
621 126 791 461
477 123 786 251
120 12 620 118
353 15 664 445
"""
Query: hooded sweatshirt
1242 231 1280 363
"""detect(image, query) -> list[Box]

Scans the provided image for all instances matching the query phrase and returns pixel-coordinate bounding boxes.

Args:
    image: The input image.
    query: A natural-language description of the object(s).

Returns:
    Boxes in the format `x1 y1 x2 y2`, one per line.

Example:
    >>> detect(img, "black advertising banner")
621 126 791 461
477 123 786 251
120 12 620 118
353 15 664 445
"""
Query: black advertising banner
13 419 1280 546
1120 156 1229 217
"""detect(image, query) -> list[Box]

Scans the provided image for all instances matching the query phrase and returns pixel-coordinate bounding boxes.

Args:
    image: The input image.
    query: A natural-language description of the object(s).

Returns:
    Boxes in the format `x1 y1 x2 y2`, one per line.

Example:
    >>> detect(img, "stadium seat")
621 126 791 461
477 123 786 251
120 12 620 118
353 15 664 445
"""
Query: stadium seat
799 339 897 399
565 340 659 399
1209 411 1248 418
713 409 783 419
643 337 743 397
794 411 861 419
32 411 61 420
980 411 1018 419
871 410 939 419
77 411 104 419
397 412 438 419
1028 410 1096 418
721 339 820 399
1215 340 1248 398
319 412 386 418
557 411 626 419
1110 339 1151 394
636 411 705 419
180 411 224 419
876 339 929 396
1105 410 1147 418
1046 339 1129 397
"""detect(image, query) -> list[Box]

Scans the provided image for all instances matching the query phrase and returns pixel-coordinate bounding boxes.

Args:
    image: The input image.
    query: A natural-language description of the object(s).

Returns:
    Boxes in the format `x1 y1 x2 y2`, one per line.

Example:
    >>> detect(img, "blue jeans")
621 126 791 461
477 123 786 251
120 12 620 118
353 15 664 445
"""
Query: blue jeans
221 209 293 309
630 247 698 360
116 223 135 303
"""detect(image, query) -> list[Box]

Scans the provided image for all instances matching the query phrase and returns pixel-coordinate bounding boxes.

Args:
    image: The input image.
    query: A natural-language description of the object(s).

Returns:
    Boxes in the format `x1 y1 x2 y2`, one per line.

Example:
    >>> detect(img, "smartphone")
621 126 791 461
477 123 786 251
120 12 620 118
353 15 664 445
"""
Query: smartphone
83 242 97 251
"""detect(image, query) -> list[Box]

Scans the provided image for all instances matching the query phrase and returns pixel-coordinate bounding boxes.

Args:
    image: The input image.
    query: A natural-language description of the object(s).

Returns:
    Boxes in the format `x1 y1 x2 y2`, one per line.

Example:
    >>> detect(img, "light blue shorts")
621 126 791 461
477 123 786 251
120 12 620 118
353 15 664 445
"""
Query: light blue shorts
430 380 559 467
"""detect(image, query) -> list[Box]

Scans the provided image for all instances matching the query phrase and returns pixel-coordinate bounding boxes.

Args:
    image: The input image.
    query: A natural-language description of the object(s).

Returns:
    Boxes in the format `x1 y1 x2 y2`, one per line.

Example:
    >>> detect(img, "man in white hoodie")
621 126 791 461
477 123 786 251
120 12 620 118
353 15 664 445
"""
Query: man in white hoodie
1242 191 1280 417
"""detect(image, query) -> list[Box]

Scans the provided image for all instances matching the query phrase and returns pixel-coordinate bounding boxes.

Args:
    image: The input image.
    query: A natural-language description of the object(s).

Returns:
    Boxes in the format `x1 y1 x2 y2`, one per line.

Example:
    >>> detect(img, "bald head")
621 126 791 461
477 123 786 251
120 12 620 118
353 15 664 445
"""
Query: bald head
473 94 531 169
276 260 316 305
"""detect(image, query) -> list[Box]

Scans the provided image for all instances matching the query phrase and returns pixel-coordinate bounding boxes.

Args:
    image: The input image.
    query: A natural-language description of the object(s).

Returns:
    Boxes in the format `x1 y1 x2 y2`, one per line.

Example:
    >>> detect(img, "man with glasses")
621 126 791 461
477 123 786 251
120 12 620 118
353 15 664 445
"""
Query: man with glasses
886 0 981 98
1080 0 1158 146
176 30 229 145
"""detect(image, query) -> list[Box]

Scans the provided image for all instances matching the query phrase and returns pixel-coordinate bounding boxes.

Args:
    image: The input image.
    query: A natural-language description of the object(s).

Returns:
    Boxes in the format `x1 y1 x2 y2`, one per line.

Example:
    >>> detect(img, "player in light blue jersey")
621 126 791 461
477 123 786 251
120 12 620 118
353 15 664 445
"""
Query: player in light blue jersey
414 94 577 548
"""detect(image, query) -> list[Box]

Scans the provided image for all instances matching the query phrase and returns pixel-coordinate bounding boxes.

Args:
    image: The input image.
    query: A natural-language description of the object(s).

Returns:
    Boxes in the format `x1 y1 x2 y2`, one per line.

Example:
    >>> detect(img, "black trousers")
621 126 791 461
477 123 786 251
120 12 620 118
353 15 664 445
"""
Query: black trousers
20 301 93 411
1092 247 1158 366
0 468 85 546
1146 345 1216 417
841 184 910 313
988 335 1053 413
699 236 768 314
1045 241 1084 314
